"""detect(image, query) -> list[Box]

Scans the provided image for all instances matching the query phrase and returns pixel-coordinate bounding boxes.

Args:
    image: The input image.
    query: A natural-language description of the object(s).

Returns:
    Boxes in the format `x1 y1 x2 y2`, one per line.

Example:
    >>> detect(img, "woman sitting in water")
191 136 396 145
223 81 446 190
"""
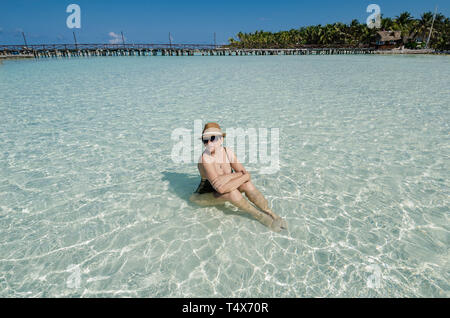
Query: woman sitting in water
189 122 287 232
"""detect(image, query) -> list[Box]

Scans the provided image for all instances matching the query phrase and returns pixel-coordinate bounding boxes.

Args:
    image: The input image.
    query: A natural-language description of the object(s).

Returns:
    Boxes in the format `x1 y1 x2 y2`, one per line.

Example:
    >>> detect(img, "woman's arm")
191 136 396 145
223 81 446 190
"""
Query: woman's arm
201 154 248 194
214 173 250 194
211 172 243 191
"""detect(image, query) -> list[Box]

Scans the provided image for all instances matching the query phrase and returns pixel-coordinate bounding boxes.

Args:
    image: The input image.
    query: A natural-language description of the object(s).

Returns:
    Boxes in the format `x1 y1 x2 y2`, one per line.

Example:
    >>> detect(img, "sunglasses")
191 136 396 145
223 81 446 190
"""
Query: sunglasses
202 135 220 144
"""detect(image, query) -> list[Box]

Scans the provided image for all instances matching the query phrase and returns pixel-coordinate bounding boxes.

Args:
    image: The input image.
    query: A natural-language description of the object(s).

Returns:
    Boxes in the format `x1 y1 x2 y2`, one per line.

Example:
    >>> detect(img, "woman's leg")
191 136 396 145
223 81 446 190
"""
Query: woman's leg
216 189 282 232
238 181 288 229
189 192 227 206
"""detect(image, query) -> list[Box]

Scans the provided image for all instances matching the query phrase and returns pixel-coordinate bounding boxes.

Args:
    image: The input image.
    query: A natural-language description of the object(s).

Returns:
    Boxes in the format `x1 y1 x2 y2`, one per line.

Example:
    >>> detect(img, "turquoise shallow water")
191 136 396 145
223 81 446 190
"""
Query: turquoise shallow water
0 55 449 297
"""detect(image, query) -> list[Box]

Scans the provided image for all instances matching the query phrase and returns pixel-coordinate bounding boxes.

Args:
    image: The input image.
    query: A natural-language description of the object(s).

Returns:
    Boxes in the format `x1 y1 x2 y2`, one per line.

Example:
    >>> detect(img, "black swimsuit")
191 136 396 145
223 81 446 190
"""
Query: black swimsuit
194 178 216 194
195 147 231 194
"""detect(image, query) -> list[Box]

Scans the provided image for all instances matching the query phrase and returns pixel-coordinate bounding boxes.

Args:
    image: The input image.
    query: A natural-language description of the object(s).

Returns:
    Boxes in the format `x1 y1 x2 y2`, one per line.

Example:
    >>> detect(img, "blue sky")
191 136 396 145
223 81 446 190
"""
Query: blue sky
0 0 448 45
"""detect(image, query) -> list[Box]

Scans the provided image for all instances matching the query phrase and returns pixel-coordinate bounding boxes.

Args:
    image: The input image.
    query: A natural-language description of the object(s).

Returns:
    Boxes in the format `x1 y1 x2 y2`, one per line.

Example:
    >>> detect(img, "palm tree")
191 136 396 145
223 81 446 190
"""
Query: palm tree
333 22 348 44
380 16 394 30
227 11 448 49
412 12 434 43
348 19 361 45
236 32 244 42
394 11 415 44
359 24 376 46
395 11 413 27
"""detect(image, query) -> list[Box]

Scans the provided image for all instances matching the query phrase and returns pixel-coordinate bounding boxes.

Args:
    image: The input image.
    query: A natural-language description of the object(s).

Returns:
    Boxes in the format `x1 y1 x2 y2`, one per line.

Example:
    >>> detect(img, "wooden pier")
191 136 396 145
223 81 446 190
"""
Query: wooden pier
0 43 376 59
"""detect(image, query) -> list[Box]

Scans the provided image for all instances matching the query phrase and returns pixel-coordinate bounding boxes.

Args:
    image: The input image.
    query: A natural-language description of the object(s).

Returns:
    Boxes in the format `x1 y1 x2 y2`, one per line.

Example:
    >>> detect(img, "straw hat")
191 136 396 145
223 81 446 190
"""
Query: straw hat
201 122 226 139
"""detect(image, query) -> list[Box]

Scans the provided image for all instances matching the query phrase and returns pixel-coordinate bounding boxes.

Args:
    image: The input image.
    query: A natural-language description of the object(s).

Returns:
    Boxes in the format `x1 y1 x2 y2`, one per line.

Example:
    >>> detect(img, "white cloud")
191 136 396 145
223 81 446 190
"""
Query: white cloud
108 32 124 44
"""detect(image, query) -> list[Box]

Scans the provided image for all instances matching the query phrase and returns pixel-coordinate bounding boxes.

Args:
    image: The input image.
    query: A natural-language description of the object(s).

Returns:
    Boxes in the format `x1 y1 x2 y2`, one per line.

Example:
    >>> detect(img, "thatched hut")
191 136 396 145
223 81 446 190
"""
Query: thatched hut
375 31 402 49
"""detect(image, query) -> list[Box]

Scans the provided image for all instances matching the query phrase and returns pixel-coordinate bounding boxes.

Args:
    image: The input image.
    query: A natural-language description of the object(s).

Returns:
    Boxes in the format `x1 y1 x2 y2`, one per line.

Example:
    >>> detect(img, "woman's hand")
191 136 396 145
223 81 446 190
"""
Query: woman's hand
213 172 249 194
212 172 243 190
242 170 251 182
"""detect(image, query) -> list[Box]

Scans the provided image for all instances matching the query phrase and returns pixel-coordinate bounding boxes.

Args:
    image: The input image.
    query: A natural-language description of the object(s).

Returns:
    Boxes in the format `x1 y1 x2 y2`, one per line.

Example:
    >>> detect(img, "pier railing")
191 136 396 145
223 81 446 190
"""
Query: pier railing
0 43 218 51
0 43 377 58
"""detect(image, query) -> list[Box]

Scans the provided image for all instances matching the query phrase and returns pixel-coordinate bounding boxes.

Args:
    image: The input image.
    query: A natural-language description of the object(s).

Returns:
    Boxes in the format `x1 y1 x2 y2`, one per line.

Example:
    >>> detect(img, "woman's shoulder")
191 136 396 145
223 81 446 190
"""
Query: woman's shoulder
199 151 214 164
224 147 236 162
224 146 235 155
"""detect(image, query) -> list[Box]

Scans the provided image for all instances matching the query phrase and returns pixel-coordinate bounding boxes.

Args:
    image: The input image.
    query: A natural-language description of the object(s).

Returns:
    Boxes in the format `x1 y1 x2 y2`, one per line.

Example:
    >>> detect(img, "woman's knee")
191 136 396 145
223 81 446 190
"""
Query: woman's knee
238 180 256 193
223 189 243 202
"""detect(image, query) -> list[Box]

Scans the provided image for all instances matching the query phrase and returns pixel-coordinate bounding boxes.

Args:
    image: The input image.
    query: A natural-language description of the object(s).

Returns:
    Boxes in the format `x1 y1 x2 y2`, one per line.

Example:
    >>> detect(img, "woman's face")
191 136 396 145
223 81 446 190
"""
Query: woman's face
203 135 222 153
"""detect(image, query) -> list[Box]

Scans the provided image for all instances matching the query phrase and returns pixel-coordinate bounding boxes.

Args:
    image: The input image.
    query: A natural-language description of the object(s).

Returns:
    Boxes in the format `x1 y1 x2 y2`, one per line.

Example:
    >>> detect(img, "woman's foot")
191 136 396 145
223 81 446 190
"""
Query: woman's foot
269 217 283 232
274 216 288 230
262 209 288 230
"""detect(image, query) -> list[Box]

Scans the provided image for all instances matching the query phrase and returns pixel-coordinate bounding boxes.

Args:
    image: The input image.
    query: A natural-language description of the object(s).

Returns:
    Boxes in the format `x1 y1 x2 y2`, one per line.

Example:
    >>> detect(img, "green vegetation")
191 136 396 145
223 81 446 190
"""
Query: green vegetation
227 11 449 50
